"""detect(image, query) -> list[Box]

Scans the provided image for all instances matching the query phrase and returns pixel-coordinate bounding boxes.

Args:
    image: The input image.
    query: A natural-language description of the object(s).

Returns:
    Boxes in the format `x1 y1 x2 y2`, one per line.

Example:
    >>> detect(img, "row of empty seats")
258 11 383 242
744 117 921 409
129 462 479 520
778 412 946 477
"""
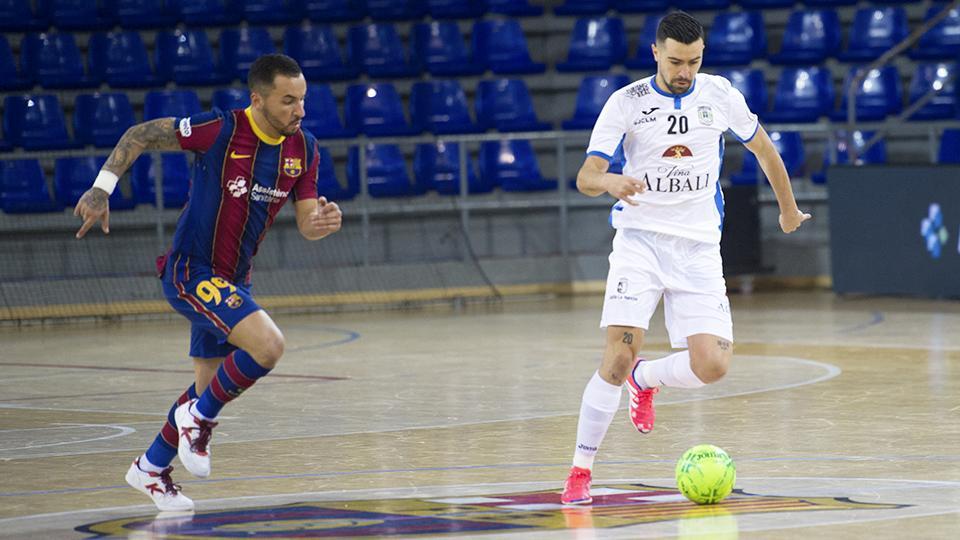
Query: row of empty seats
1 0 928 32
4 61 958 152
4 6 960 90
7 128 960 213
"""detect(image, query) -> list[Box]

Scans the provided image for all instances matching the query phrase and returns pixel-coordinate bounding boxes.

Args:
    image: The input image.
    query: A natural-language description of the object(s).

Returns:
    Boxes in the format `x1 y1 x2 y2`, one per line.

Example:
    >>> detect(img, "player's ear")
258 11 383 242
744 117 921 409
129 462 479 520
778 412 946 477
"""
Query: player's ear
651 43 659 62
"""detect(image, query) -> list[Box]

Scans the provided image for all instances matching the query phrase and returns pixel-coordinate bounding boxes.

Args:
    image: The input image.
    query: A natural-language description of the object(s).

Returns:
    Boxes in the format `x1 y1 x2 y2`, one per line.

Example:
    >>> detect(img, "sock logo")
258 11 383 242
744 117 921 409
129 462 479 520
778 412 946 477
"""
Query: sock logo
577 443 598 453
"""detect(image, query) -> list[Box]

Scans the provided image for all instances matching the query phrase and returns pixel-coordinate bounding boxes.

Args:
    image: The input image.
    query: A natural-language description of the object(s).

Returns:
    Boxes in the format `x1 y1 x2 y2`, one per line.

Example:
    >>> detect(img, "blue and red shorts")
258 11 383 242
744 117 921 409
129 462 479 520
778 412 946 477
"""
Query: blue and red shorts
160 253 261 359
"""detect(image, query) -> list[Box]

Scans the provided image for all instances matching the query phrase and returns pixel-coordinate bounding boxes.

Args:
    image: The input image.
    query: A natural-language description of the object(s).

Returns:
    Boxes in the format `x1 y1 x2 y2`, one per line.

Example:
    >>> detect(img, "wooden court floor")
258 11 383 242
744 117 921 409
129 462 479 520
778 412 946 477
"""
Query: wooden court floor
1 291 958 539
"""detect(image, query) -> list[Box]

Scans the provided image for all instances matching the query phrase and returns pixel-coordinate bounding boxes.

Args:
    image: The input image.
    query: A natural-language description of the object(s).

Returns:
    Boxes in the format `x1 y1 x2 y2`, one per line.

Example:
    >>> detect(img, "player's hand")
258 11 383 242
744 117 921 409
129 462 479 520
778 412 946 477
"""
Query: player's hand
779 208 811 234
74 187 111 239
306 196 342 239
605 173 647 206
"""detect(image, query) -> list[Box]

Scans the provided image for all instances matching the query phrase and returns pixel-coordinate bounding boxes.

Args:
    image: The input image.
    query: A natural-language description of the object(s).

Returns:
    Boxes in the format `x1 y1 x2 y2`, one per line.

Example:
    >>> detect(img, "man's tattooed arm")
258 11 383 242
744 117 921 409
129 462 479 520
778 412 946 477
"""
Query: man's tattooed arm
101 117 180 177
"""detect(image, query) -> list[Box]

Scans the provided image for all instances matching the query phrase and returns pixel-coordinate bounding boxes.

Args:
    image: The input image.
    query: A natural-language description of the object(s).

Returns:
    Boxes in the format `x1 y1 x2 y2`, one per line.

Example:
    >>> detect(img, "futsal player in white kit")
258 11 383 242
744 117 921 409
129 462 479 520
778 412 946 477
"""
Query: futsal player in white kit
561 11 811 504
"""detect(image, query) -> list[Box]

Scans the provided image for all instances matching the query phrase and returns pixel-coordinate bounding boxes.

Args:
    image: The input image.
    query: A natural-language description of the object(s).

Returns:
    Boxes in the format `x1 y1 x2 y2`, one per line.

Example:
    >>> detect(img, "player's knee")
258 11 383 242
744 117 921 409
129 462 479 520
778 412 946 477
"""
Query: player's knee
692 348 730 384
255 332 285 369
601 350 637 385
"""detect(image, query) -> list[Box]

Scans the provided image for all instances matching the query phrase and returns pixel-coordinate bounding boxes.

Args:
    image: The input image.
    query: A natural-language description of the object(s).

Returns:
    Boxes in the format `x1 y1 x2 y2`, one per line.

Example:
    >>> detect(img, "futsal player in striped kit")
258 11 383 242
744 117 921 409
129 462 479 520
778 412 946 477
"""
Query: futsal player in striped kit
74 54 343 511
561 12 811 504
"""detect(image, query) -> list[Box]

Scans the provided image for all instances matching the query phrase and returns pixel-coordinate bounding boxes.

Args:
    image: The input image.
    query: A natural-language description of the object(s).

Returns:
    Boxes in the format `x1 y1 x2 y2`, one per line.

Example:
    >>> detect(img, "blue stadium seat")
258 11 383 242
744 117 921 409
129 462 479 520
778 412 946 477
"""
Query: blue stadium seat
476 79 551 132
554 0 609 16
168 0 241 26
613 1 667 13
21 32 96 88
212 88 249 111
284 24 359 81
156 30 227 85
220 27 276 82
348 23 418 78
480 140 556 192
73 93 136 148
348 143 419 197
41 0 112 30
675 0 730 9
0 35 30 91
103 0 177 28
732 131 804 185
938 129 960 163
907 63 957 120
563 74 630 130
833 65 902 122
410 81 481 134
241 0 303 24
3 95 75 150
366 0 425 21
486 0 542 16
414 142 490 195
426 0 483 19
625 14 661 70
839 7 908 62
911 5 960 60
54 156 136 210
813 130 886 183
705 12 766 67
472 20 545 75
316 147 357 200
88 31 160 88
765 67 835 123
304 0 366 22
770 10 841 65
804 0 855 5
132 154 191 207
739 0 792 7
144 90 202 120
557 17 627 72
0 0 47 31
412 22 484 76
345 83 419 137
0 160 61 214
720 68 767 118
302 84 355 139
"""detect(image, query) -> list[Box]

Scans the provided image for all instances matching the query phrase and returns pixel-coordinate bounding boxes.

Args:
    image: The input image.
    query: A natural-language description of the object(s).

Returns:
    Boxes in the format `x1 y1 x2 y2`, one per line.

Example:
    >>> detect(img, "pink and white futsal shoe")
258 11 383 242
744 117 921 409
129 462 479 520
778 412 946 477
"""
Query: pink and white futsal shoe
561 466 593 505
125 458 194 512
174 399 217 478
626 358 659 434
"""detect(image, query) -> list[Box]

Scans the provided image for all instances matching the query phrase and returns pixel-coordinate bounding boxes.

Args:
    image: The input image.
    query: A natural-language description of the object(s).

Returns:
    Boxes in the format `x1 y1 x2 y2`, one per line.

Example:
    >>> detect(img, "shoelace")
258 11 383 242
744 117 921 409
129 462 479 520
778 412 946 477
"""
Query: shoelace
157 466 183 495
632 387 659 407
192 419 218 453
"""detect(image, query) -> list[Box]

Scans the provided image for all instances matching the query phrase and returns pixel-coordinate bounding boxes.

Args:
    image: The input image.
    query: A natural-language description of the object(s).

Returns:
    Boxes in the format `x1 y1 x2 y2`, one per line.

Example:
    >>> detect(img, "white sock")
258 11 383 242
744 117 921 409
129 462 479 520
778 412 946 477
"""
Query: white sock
137 454 165 473
572 371 623 470
634 350 706 390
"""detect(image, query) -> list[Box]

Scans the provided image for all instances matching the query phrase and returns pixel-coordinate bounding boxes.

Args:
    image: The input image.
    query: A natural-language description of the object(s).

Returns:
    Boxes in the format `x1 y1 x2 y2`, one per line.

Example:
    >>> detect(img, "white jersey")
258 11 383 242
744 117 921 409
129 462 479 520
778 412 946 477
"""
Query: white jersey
587 73 759 244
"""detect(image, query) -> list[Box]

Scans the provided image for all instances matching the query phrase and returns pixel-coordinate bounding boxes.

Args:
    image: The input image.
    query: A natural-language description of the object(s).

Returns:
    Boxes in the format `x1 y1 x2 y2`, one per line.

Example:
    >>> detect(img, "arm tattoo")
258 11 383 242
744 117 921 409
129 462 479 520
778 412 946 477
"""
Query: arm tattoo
103 118 180 176
79 187 109 211
717 339 731 351
622 332 634 345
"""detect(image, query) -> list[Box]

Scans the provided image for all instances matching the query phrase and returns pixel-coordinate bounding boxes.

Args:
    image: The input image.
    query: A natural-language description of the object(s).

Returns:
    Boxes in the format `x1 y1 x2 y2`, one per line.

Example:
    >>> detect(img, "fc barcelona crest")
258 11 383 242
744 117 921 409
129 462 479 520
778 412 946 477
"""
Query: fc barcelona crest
283 157 303 177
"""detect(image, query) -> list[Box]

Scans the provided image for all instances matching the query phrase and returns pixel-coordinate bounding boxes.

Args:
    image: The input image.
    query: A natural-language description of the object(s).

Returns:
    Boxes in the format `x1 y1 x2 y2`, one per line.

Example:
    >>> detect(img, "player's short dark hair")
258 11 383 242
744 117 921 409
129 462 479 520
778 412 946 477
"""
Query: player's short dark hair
656 11 704 45
248 54 302 93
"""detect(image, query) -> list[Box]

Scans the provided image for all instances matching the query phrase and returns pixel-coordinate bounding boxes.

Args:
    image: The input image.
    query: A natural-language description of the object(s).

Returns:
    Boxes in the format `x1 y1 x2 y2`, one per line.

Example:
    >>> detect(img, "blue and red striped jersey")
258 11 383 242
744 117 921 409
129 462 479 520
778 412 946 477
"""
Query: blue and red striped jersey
169 107 320 282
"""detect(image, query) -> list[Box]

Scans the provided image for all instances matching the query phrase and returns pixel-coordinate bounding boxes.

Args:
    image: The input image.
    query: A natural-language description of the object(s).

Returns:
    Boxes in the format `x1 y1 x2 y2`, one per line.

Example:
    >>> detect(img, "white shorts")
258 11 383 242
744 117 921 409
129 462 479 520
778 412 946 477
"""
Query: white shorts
600 228 733 349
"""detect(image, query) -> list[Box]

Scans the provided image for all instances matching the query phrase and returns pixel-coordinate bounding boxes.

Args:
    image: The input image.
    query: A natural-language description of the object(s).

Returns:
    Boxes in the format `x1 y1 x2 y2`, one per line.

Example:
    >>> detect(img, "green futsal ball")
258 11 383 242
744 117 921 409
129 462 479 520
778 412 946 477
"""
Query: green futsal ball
675 444 736 504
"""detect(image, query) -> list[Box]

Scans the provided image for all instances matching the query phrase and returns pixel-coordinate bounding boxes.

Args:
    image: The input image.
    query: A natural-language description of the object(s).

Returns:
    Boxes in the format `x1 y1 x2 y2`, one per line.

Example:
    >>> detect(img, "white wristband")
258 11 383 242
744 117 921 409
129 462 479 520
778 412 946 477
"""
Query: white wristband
92 170 119 195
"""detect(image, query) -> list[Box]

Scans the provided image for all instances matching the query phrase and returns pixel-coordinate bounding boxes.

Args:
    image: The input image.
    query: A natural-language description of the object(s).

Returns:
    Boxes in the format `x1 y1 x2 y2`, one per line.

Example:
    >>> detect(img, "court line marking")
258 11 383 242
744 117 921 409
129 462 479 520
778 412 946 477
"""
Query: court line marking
0 424 135 451
0 356 841 460
2 475 959 527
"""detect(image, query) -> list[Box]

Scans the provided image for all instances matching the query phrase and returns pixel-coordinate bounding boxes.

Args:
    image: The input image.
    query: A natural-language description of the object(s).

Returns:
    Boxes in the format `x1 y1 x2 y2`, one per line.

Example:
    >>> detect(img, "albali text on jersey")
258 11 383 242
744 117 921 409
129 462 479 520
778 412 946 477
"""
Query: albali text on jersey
166 107 320 283
587 73 759 245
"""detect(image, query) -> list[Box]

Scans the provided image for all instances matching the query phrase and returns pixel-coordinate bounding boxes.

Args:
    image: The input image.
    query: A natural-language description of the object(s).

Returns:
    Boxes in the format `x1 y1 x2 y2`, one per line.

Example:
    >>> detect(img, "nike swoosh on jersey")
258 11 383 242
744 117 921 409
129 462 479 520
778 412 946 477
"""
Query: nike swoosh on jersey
230 151 252 159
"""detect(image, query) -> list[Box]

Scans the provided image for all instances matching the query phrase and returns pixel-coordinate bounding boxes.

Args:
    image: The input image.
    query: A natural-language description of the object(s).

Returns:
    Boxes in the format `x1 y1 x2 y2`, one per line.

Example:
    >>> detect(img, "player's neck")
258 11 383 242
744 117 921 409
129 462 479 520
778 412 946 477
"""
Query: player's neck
245 107 285 145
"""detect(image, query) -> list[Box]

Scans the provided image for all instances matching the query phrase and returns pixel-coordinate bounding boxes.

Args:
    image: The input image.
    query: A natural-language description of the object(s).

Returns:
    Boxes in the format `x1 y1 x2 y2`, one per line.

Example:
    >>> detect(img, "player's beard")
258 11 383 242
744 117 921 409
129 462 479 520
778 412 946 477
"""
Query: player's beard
264 108 302 137
666 78 691 94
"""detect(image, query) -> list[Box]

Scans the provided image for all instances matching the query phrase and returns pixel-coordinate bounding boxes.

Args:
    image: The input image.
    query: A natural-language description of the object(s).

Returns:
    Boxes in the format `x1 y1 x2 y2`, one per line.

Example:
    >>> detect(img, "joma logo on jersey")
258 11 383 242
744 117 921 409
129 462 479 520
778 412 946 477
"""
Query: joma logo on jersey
663 145 694 159
283 157 303 177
